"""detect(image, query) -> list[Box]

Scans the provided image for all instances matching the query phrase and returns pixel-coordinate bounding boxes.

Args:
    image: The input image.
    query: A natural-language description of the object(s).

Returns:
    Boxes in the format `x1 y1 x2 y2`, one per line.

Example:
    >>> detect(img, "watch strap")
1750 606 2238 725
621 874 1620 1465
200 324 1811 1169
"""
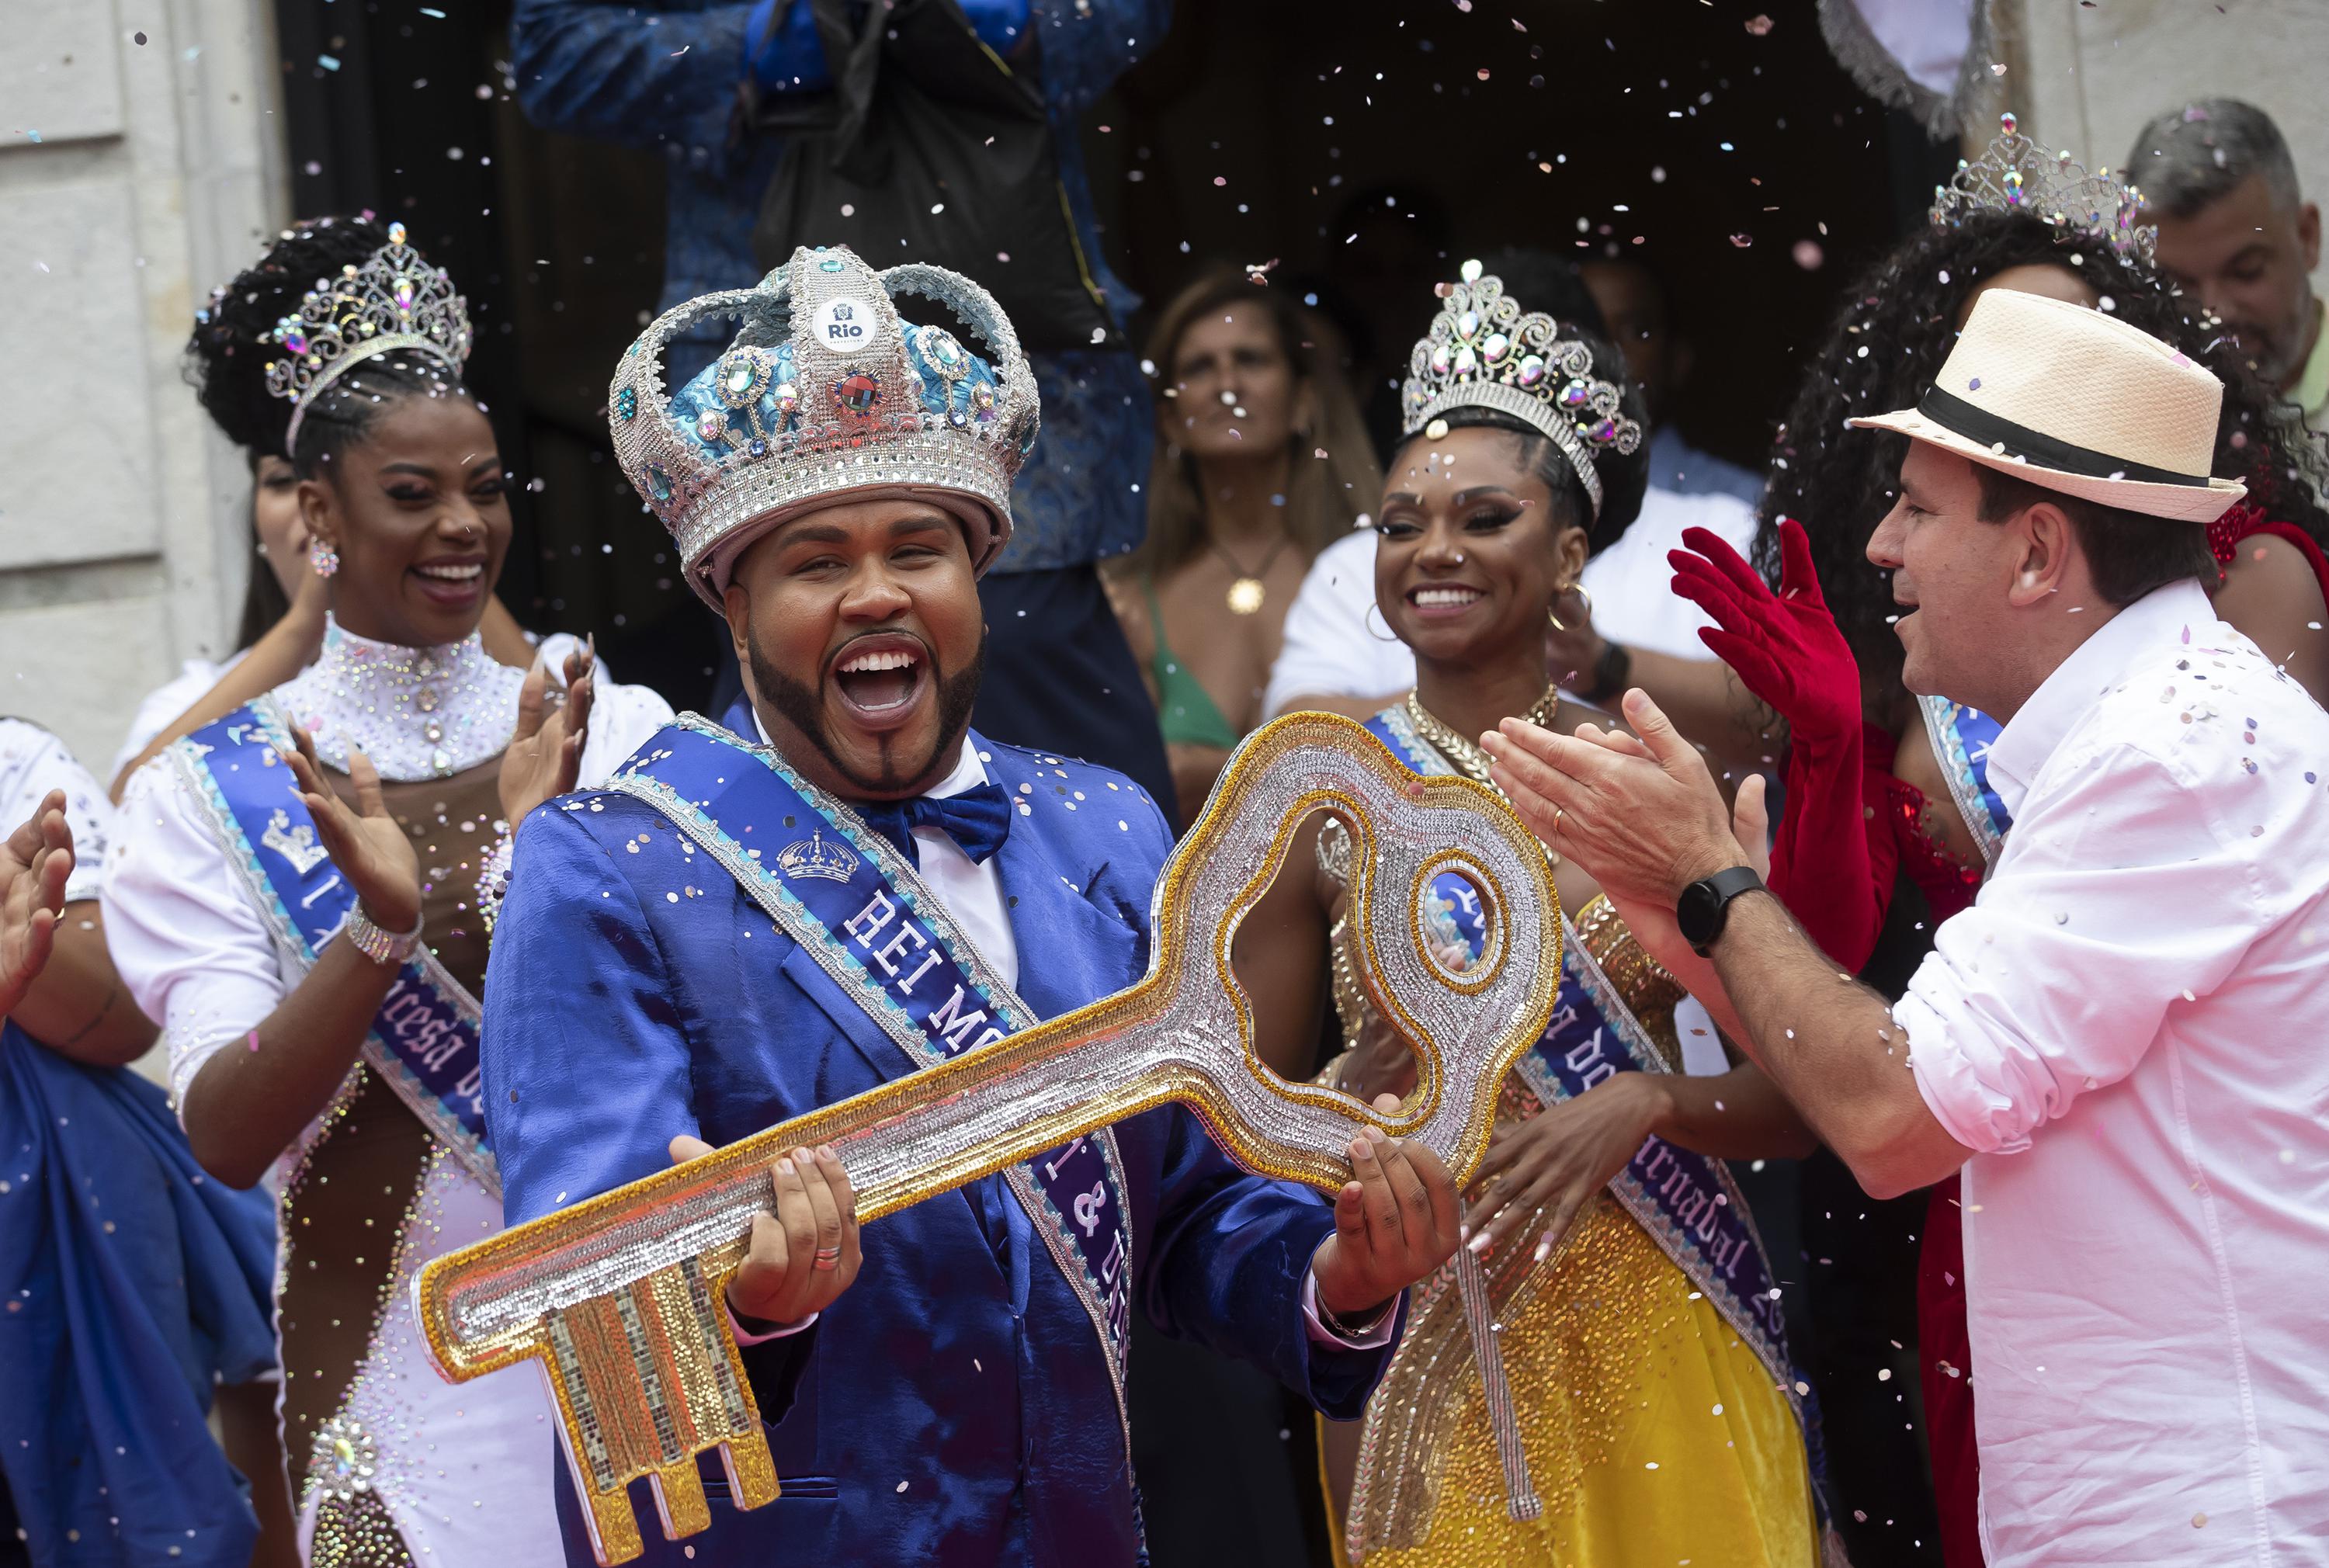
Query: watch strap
1687 865 1766 956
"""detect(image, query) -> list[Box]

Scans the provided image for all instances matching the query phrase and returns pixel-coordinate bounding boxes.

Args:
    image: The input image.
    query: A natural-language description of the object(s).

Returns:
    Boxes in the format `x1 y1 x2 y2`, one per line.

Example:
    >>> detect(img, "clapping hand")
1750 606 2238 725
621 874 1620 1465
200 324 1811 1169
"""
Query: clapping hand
0 792 71 1017
1481 690 1744 911
498 641 595 827
280 728 423 935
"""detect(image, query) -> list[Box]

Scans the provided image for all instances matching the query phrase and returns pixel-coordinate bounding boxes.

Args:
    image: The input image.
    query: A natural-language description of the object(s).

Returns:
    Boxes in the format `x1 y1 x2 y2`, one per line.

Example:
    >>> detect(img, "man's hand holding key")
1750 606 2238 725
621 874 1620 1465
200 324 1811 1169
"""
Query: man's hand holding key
670 1136 863 1330
676 1092 1460 1335
1312 1092 1463 1326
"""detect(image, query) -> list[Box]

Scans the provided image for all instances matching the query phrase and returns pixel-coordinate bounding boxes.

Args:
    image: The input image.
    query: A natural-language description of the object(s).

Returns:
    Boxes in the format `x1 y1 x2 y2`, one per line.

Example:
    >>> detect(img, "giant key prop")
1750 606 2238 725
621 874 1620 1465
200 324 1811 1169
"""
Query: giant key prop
415 713 1561 1563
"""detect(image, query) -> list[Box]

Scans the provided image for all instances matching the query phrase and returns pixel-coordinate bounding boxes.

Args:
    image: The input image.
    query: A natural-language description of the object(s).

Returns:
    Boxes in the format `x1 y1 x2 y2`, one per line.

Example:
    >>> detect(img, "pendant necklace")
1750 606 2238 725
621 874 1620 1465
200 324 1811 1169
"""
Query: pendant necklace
1210 532 1292 616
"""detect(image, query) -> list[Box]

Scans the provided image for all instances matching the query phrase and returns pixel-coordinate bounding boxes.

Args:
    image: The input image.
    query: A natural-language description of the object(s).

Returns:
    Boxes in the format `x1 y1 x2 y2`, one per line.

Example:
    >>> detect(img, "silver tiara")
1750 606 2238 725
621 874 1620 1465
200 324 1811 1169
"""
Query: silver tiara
1400 261 1640 520
1931 112 2154 264
610 245 1039 607
262 221 473 451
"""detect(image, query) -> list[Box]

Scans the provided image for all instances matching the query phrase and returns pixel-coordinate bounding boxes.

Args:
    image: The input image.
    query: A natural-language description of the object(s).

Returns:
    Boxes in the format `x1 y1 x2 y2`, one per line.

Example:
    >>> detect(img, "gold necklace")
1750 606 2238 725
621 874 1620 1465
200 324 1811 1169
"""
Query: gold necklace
1210 533 1292 616
1401 685 1561 786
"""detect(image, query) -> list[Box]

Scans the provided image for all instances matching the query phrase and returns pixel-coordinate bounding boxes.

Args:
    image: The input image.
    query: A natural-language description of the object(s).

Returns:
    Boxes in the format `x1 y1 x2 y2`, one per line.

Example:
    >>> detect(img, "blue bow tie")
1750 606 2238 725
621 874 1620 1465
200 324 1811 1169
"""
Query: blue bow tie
854 781 1014 869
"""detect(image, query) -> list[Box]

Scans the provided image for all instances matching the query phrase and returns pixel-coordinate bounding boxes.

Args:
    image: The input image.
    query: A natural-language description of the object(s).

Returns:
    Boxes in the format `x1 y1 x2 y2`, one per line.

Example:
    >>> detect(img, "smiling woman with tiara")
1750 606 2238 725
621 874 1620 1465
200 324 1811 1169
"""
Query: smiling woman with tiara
1232 262 1839 1568
100 217 672 1565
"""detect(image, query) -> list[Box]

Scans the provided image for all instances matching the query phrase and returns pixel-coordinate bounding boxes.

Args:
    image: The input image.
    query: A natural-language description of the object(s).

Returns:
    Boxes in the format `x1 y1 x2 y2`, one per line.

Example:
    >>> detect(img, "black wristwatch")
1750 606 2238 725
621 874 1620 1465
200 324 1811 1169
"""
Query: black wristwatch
1676 866 1766 956
1578 638 1633 706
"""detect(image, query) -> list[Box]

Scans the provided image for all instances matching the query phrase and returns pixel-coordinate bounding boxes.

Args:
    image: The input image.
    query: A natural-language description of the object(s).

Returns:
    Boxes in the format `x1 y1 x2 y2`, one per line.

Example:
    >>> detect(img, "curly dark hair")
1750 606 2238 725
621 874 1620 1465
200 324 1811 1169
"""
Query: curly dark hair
186 214 477 477
1387 323 1652 555
1758 207 2329 716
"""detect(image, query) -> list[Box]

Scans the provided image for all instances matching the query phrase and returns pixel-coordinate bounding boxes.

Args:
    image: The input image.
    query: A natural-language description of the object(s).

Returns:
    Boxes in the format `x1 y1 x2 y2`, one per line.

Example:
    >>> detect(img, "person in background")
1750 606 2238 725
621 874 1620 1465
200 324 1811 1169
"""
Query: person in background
110 218 555 799
1579 254 1765 505
1108 272 1380 827
0 721 283 1568
2129 98 2327 439
1265 252 1775 778
506 0 1176 810
103 218 672 1564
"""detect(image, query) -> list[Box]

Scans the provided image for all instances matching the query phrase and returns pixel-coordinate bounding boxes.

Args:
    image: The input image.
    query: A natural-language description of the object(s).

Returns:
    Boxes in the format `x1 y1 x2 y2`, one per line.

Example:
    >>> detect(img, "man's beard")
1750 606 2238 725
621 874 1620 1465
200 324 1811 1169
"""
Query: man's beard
751 633 984 797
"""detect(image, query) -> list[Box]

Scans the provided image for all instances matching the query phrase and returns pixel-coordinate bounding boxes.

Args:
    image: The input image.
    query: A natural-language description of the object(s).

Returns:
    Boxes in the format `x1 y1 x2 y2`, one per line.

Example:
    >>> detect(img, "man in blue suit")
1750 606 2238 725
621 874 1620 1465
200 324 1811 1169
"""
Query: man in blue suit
481 245 1459 1566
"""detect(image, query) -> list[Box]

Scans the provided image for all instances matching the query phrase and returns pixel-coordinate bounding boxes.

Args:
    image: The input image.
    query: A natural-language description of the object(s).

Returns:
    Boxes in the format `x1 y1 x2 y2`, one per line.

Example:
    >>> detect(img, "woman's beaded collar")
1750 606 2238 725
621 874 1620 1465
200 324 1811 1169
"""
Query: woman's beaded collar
276 616 521 782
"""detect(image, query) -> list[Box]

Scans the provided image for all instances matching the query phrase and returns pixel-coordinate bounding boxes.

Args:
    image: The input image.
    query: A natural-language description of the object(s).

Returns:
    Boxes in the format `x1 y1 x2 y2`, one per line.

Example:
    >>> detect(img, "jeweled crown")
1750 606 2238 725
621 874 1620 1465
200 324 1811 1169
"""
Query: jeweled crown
1401 260 1640 520
1931 112 2154 263
262 222 473 451
611 245 1040 609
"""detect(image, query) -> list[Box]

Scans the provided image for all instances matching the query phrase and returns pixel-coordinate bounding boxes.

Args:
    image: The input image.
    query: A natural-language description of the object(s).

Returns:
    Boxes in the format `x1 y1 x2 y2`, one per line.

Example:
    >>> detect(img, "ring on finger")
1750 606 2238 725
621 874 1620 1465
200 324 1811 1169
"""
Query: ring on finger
811 1245 842 1271
1550 805 1565 852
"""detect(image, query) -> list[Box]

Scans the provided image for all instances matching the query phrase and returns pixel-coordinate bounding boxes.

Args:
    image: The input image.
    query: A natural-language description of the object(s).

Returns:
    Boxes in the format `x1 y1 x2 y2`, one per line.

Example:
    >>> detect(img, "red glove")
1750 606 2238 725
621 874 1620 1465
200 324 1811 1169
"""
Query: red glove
1668 519 1890 971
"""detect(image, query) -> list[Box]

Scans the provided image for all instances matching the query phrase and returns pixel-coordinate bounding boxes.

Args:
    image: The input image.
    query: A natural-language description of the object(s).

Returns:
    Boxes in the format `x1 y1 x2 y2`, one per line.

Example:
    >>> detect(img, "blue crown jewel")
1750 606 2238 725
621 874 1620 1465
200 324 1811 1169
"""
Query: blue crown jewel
610 245 1040 607
261 221 473 450
1401 258 1640 521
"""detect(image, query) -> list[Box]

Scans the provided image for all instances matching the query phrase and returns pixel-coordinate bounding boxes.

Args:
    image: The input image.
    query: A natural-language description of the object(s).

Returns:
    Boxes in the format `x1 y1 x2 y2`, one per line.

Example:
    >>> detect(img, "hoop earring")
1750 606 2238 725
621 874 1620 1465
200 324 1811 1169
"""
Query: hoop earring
1546 581 1591 633
310 541 340 578
1365 602 1402 643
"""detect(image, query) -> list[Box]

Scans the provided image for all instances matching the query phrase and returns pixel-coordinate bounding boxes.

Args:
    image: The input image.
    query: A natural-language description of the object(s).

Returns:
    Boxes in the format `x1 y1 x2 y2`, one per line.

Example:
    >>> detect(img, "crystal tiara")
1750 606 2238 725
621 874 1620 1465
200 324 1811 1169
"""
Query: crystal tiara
262 221 474 452
1400 260 1640 521
1931 112 2154 264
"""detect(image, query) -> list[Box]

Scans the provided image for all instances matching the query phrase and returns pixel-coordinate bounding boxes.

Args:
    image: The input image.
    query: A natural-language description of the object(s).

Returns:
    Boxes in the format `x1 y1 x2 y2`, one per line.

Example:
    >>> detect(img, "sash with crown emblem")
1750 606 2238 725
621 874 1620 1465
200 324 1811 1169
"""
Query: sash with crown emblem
172 700 496 1191
599 713 1137 1431
1918 695 2009 869
1365 707 1808 1410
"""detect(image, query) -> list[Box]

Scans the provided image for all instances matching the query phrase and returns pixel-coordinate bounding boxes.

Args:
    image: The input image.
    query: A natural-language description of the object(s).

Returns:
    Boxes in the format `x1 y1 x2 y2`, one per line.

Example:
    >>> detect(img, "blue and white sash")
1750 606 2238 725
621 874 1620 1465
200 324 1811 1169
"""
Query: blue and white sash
172 700 497 1191
602 714 1137 1428
1918 695 2010 869
1366 708 1796 1390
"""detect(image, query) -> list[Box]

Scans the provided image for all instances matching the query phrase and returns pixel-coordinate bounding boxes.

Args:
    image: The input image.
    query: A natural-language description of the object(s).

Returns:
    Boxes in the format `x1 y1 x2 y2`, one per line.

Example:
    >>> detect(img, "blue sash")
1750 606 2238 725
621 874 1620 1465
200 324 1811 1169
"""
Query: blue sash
1918 695 2009 869
600 713 1137 1417
1366 709 1797 1391
171 700 497 1191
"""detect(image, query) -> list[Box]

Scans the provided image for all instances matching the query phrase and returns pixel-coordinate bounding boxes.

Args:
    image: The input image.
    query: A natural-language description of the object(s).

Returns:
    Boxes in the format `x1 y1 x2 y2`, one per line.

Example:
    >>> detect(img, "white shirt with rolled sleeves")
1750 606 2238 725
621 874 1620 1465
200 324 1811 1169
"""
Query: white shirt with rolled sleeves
1895 579 2329 1566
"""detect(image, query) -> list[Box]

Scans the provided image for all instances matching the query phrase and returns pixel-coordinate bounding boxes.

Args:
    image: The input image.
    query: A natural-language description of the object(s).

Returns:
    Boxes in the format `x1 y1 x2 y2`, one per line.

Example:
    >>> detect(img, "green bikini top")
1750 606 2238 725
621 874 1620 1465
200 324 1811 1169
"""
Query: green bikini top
1139 575 1244 751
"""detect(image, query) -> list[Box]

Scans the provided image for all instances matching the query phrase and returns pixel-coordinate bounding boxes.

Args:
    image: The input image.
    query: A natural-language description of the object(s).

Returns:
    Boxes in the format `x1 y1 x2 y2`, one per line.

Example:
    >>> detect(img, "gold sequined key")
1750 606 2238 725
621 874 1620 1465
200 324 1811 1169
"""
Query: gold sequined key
415 713 1561 1563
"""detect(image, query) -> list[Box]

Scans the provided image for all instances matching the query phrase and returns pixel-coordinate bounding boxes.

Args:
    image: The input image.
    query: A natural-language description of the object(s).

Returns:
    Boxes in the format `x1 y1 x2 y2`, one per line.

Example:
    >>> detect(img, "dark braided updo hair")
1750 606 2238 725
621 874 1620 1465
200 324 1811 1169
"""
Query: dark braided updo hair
1758 206 2329 715
186 214 479 478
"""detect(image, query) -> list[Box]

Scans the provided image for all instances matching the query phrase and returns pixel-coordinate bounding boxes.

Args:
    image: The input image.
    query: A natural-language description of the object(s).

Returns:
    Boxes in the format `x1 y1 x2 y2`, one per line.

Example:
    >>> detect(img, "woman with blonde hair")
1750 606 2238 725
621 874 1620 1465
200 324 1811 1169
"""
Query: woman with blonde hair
1109 271 1381 824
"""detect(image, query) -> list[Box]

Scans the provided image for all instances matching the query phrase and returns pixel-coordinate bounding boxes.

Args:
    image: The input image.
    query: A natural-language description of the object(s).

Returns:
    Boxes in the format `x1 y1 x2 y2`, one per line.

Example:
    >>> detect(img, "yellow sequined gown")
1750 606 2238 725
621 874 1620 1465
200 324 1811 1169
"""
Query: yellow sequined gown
1320 840 1821 1568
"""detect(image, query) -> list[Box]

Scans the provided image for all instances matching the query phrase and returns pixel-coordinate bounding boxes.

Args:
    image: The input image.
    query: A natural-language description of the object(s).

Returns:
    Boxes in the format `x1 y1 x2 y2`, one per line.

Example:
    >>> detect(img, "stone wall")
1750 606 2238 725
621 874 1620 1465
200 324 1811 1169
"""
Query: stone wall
0 0 287 779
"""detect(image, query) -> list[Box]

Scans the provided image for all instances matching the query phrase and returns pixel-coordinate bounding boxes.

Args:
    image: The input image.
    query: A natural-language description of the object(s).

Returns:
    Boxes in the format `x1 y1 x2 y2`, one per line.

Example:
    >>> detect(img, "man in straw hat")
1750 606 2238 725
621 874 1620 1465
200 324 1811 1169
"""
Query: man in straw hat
1479 287 2329 1564
477 245 1458 1566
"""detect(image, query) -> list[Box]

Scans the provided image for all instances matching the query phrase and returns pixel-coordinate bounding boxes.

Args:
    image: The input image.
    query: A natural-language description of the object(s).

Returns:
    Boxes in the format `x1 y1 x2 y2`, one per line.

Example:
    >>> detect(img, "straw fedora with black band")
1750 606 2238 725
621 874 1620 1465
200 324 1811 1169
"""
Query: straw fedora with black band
1848 287 2246 525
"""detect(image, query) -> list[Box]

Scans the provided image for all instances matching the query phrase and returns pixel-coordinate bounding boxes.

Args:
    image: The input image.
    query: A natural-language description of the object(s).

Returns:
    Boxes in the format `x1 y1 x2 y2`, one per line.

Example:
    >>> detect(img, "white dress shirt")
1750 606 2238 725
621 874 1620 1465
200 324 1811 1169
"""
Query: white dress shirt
1261 484 1760 716
1897 580 2329 1566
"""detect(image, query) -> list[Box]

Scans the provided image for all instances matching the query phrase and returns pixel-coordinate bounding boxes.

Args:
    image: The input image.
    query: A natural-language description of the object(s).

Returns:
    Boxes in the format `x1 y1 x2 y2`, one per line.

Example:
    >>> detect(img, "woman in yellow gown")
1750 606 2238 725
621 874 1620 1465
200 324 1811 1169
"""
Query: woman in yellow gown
1237 263 1841 1567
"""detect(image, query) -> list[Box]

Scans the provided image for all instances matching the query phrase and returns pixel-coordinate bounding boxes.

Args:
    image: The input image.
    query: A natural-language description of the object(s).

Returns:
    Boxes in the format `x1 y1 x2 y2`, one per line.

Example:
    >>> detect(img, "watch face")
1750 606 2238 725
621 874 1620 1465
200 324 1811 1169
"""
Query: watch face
1676 878 1722 947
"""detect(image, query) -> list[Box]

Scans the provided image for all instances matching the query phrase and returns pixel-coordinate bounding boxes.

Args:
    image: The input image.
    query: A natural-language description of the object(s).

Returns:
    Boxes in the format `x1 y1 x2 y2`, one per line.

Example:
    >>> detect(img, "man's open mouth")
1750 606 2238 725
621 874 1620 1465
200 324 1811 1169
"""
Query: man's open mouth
830 636 929 720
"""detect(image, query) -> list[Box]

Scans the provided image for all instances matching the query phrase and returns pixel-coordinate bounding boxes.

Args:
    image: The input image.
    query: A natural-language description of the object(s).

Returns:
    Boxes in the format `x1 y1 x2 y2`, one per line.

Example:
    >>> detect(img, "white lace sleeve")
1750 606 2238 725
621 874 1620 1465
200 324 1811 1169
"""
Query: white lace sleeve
101 758 290 1111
